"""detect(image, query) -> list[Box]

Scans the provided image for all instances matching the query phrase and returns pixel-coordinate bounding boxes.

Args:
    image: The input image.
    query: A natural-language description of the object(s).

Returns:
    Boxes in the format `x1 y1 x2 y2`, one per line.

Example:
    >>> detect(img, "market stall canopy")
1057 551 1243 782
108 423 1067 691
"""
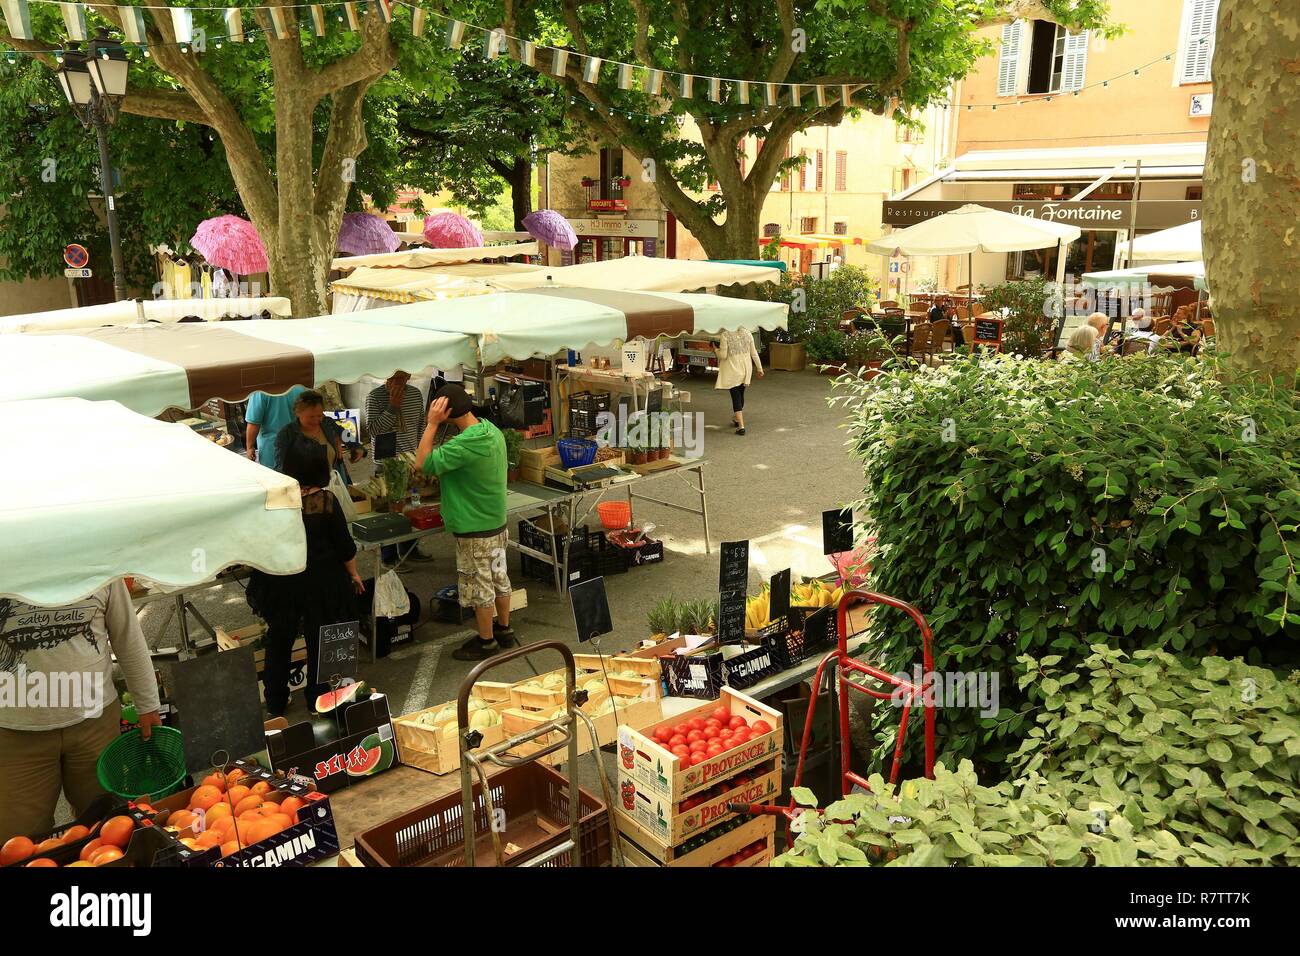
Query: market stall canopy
331 266 502 305
481 257 782 293
1081 261 1208 292
866 203 1081 256
1127 220 1202 261
330 242 539 272
0 297 295 332
0 317 477 416
349 288 788 365
0 398 305 606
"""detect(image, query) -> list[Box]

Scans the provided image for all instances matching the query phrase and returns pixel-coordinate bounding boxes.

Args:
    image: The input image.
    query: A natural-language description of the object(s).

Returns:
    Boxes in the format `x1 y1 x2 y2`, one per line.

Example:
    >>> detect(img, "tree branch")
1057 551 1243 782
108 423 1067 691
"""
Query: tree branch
121 88 210 124
308 6 398 99
0 32 56 68
313 80 371 218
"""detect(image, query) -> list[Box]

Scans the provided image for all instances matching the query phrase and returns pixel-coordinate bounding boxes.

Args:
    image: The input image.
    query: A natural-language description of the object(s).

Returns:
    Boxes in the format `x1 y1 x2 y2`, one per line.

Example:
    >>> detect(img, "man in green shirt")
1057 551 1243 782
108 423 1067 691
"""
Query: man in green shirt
419 384 518 661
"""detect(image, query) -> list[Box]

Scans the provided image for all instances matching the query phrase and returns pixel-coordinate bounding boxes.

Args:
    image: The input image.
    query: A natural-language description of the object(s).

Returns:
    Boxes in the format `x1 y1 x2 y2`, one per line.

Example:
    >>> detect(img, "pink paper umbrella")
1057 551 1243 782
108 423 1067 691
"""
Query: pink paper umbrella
422 211 484 249
338 211 400 256
523 209 577 250
190 215 269 275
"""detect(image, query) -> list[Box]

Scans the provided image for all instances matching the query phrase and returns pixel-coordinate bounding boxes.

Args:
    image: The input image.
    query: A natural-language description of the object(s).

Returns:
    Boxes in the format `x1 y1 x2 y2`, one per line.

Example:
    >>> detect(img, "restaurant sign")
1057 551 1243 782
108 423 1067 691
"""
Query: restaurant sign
568 218 660 238
883 200 1201 231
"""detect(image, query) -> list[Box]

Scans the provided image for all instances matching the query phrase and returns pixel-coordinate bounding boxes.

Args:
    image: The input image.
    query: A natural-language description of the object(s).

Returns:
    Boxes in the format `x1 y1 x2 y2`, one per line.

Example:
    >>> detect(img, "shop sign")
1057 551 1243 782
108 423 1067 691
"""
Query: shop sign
569 218 660 238
588 198 628 212
883 199 1202 231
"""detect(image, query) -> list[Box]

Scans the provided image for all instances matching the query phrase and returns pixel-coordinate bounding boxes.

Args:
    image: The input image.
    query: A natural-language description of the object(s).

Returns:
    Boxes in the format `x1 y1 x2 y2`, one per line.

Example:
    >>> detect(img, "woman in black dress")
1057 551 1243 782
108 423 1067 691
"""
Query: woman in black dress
247 436 364 717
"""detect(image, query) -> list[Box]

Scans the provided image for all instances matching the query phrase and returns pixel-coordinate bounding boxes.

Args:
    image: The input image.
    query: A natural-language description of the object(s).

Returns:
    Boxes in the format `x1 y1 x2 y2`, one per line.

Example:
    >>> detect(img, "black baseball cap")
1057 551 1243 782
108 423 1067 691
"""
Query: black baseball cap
434 383 474 418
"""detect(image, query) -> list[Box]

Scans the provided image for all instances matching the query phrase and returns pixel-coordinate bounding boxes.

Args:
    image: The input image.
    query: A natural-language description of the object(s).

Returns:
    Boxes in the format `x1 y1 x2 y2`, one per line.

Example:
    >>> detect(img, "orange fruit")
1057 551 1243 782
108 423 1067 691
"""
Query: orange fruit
278 797 304 823
90 846 124 866
66 861 93 867
220 841 240 858
179 838 200 850
210 817 235 839
204 804 233 825
225 769 247 787
78 838 103 862
168 809 197 830
246 819 283 844
61 825 90 844
234 795 264 817
189 785 222 812
226 785 251 806
99 816 135 849
201 773 227 793
263 813 293 833
26 857 58 867
1 836 34 866
250 781 271 796
35 837 63 854
194 830 222 849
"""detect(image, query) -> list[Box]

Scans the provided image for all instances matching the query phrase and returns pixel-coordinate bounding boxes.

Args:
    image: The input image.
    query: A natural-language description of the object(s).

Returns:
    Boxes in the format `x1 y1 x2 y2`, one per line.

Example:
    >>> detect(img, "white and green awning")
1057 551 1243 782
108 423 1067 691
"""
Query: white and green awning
349 287 788 364
0 398 305 606
0 317 477 416
1082 261 1208 292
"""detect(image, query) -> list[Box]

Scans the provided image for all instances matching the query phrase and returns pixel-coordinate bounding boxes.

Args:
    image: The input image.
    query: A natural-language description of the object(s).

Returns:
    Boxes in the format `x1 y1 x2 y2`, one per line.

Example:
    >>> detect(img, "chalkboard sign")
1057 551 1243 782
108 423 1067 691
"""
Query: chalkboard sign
822 508 854 556
769 568 791 620
973 317 1004 352
719 540 749 592
373 430 398 461
570 576 613 642
168 647 265 774
647 386 663 413
717 590 746 644
317 621 359 680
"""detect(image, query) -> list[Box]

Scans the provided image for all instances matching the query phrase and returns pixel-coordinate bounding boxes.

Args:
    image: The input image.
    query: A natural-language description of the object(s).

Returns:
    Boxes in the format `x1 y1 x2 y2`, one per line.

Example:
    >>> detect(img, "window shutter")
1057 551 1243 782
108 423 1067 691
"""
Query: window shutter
1061 30 1089 92
835 151 848 191
997 21 1022 97
799 149 808 191
780 143 791 191
1181 0 1218 84
816 150 824 191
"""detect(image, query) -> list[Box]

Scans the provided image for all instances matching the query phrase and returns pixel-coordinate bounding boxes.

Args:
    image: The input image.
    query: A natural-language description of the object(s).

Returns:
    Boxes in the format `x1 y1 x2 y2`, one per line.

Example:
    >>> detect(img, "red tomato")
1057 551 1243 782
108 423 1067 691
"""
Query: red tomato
751 719 772 735
686 729 704 743
734 774 753 788
690 739 708 753
687 717 706 732
669 734 687 748
680 798 698 811
690 753 709 767
673 723 691 738
732 730 751 745
728 715 749 730
711 706 730 723
702 726 720 740
654 726 674 743
706 745 723 758
705 718 722 729
671 745 691 759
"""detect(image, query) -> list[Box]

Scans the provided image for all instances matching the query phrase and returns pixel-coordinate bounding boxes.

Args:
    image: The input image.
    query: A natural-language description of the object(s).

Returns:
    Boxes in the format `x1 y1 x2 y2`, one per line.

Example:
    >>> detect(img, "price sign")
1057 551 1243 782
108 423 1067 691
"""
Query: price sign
316 621 359 679
973 318 1004 353
717 590 746 644
570 576 613 643
769 568 791 621
719 540 749 593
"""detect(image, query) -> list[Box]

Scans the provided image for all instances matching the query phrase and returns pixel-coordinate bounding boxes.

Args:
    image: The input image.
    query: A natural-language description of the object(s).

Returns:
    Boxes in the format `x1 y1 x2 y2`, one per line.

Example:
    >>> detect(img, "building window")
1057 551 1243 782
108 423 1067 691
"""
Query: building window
800 217 818 234
892 168 913 195
833 220 848 236
835 151 848 191
599 147 624 200
1186 185 1203 201
815 150 824 191
1026 21 1088 94
1012 181 1133 201
1179 0 1219 84
894 121 925 144
780 143 792 191
997 21 1023 97
799 149 809 191
763 222 781 238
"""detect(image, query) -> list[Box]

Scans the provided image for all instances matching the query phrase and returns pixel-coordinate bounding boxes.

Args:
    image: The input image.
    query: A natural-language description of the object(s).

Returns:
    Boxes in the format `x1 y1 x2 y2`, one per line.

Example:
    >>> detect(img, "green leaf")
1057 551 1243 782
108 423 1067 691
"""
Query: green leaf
790 787 819 808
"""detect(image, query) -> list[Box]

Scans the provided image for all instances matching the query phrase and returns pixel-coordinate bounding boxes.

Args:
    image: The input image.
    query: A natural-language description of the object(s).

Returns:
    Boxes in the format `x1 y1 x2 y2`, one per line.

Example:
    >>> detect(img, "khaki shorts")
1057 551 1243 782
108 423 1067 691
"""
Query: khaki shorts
456 530 512 608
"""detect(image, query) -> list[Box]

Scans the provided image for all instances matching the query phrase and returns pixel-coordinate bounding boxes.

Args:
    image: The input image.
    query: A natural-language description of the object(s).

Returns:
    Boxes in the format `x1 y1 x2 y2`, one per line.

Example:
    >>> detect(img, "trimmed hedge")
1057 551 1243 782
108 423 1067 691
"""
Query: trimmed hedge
832 353 1300 772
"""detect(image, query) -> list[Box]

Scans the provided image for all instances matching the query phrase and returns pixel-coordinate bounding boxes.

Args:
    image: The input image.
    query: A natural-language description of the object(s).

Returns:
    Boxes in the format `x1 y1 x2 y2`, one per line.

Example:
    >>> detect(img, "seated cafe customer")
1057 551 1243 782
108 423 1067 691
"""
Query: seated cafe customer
1058 325 1098 363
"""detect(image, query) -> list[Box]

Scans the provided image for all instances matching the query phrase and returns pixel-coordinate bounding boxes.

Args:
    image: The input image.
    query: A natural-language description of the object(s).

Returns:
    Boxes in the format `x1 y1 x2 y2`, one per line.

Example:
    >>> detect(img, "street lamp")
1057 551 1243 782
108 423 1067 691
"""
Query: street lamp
57 28 129 301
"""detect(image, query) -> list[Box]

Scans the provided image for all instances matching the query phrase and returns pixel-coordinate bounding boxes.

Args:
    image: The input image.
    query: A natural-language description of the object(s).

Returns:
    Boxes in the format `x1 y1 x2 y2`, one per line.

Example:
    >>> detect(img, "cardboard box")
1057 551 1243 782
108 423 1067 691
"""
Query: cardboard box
617 757 782 846
615 688 783 801
617 813 775 867
265 694 398 795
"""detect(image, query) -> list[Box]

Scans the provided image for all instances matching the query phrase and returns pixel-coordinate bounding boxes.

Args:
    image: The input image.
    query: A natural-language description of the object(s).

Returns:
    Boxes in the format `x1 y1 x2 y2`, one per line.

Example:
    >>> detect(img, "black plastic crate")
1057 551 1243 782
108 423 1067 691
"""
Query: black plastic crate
568 407 605 435
763 605 839 669
570 391 612 414
660 649 725 699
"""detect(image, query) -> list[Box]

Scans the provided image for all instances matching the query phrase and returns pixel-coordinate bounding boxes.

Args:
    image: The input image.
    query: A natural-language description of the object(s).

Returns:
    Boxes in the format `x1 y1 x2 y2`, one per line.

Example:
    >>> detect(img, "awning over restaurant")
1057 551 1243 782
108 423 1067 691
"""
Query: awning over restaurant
1128 221 1202 261
348 288 788 365
1081 261 1208 292
0 398 305 606
0 297 295 332
0 317 477 416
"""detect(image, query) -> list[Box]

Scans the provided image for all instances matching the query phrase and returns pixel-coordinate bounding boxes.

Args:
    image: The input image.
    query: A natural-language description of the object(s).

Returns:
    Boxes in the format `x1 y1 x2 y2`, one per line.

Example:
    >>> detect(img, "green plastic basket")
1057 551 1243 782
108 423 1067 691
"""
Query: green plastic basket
96 727 188 802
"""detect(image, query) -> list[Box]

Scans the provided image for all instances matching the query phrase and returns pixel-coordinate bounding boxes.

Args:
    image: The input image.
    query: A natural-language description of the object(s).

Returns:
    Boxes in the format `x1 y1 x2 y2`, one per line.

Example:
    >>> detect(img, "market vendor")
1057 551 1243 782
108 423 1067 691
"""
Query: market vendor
0 580 162 842
276 389 361 486
245 385 306 469
364 371 424 460
417 384 517 662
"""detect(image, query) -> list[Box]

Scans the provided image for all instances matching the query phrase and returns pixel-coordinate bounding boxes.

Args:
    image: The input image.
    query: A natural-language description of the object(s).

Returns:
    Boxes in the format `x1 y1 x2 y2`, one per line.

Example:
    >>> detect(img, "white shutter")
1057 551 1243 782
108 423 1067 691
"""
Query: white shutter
1061 30 1089 92
996 21 1022 97
1180 0 1219 84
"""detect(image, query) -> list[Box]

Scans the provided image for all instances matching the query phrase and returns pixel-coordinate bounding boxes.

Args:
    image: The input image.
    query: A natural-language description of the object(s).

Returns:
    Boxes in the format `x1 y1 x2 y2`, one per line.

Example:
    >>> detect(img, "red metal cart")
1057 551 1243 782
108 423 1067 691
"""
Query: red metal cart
730 590 936 843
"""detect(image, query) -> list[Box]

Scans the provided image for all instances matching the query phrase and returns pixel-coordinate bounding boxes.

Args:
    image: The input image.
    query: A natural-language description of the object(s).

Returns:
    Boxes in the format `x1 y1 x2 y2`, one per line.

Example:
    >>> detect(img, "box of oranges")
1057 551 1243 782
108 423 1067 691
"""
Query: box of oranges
148 759 339 868
0 794 160 869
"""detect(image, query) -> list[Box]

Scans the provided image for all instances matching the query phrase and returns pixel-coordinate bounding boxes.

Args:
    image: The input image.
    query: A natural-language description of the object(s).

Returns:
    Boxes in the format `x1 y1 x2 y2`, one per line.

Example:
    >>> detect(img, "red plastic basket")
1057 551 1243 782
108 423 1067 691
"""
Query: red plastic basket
596 501 631 531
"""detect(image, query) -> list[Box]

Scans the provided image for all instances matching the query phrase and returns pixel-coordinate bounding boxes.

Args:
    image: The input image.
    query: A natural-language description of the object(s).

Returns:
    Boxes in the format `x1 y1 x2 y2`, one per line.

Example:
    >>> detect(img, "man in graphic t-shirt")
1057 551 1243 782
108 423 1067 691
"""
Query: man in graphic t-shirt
0 580 161 842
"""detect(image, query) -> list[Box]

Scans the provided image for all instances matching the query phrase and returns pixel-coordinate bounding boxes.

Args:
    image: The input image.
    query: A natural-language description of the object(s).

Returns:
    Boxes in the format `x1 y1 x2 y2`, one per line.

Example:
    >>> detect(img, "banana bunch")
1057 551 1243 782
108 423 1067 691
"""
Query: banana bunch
793 579 845 608
745 590 771 630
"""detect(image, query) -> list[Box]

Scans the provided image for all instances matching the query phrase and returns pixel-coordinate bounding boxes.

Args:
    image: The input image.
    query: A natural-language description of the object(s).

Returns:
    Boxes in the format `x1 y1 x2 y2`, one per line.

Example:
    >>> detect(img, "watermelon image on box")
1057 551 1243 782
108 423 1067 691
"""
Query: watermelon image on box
346 732 395 777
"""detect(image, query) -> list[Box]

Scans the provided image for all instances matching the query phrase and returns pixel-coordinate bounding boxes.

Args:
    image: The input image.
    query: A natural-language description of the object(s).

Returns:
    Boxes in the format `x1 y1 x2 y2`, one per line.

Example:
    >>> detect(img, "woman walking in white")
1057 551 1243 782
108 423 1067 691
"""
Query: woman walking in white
714 329 764 436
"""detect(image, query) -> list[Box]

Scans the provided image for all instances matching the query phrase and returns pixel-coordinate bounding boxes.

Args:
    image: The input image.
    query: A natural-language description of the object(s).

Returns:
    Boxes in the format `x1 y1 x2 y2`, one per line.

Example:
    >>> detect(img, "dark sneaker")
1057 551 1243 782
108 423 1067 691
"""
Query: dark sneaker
493 624 518 648
452 636 500 661
736 428 746 436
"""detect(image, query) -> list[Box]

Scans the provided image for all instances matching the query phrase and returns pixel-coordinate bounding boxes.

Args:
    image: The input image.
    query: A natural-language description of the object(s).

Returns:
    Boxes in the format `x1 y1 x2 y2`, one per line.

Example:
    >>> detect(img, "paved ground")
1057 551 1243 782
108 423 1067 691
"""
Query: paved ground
139 366 866 801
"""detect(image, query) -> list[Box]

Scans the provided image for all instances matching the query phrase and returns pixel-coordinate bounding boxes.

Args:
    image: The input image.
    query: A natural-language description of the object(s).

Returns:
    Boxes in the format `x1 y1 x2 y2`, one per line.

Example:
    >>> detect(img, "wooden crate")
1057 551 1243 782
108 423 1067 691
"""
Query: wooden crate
617 757 782 847
617 813 775 867
573 652 662 680
733 830 775 867
503 696 662 767
615 688 783 802
472 681 517 705
393 701 511 775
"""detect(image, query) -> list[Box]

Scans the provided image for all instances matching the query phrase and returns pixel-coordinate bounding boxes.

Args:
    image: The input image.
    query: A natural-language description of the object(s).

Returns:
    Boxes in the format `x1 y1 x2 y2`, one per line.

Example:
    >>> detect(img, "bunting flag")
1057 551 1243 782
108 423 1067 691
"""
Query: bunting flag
374 0 392 23
708 77 721 102
550 47 568 76
267 7 290 39
169 8 193 44
445 19 465 48
520 40 535 66
410 6 425 37
644 69 663 95
736 81 749 105
814 85 826 107
841 84 853 105
119 5 147 44
344 2 361 31
788 83 801 106
582 56 601 82
223 8 243 41
59 1 86 41
1 0 32 41
679 74 694 98
763 82 777 106
485 27 505 59
310 5 327 37
617 62 634 90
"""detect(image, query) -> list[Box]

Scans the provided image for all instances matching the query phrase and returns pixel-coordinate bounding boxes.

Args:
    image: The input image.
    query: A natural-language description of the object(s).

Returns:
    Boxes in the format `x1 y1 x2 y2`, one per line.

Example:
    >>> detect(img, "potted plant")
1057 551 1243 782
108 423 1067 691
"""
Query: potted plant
626 442 647 465
382 457 410 511
503 428 523 483
805 324 849 374
616 176 632 189
845 332 895 379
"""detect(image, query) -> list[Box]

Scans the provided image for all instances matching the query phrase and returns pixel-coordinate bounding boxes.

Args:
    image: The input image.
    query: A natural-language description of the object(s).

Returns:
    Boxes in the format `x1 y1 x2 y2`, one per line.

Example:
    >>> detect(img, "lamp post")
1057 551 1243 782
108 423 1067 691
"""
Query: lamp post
57 28 129 301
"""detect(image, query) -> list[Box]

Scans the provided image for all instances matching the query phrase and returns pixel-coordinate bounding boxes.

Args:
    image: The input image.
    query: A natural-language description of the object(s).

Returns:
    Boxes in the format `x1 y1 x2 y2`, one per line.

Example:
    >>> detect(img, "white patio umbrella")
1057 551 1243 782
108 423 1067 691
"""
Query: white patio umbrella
866 203 1082 297
1128 220 1201 261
